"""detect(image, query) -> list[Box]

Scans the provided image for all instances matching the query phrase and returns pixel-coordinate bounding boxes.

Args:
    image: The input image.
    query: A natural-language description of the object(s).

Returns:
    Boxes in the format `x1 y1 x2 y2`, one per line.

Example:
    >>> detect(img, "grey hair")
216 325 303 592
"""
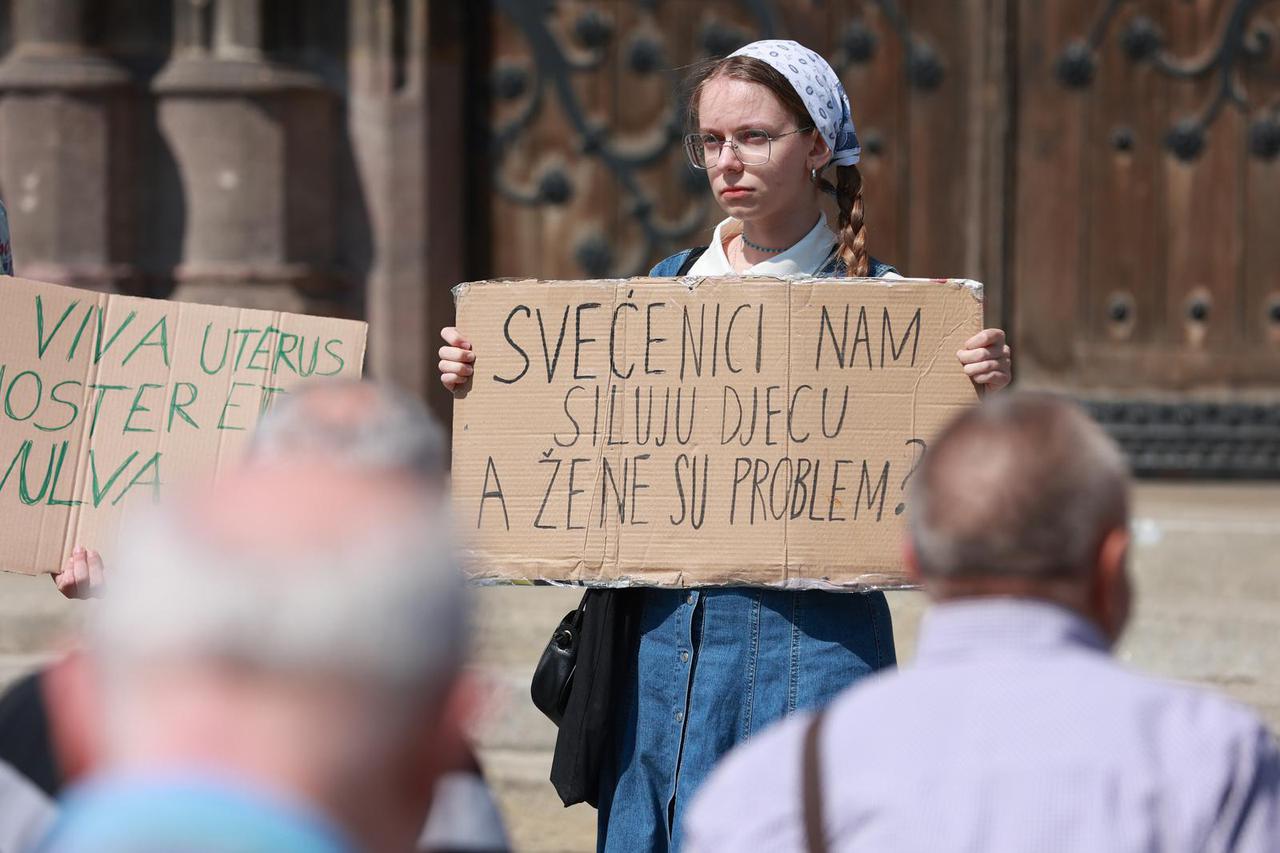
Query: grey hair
908 392 1130 580
249 379 445 478
94 486 467 697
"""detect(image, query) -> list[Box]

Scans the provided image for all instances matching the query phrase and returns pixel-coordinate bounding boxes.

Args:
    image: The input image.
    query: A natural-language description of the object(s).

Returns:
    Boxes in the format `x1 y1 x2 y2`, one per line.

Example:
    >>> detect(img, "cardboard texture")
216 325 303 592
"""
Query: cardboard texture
452 276 983 590
0 276 367 576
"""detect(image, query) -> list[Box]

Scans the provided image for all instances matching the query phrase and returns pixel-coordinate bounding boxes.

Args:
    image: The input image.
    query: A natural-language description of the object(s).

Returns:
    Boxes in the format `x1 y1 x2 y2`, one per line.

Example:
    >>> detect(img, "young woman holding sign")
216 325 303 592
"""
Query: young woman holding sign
440 39 1011 851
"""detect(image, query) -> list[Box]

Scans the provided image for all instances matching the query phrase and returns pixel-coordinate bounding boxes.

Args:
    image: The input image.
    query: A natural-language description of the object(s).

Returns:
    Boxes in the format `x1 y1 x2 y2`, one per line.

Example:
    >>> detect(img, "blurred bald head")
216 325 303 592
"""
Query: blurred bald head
908 393 1130 585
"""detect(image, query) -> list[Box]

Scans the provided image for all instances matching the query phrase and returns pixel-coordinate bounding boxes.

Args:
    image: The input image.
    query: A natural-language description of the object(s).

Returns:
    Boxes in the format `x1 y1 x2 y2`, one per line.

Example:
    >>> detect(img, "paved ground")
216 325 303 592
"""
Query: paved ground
2 482 1278 852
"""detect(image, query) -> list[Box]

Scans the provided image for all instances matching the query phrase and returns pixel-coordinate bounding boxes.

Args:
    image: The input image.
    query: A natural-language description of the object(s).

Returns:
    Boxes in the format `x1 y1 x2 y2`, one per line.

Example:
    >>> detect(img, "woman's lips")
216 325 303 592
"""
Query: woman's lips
720 187 752 198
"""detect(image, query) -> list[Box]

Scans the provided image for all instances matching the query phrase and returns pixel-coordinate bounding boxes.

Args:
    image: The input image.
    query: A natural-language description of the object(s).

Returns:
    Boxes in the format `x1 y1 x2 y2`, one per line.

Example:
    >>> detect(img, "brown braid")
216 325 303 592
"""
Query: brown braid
835 164 869 276
811 164 869 276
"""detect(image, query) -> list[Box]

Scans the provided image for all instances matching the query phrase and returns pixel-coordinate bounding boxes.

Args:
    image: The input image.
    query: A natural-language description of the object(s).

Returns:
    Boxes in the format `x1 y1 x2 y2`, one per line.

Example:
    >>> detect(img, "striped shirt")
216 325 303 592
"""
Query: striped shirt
686 598 1280 853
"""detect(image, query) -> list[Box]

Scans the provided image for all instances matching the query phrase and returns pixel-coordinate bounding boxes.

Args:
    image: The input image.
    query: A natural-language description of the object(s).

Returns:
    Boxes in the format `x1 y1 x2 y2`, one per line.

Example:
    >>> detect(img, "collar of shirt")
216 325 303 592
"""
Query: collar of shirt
688 214 836 277
45 771 355 853
913 597 1110 665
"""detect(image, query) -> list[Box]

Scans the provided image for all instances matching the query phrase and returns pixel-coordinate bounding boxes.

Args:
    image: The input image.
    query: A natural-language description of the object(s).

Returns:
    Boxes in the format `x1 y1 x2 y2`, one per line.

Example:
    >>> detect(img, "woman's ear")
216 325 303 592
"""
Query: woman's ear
807 134 832 172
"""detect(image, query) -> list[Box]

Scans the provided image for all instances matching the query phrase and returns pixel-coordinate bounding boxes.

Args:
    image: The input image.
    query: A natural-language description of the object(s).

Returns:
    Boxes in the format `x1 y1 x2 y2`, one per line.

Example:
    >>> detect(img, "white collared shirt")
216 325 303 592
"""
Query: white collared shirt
688 215 834 277
687 214 901 278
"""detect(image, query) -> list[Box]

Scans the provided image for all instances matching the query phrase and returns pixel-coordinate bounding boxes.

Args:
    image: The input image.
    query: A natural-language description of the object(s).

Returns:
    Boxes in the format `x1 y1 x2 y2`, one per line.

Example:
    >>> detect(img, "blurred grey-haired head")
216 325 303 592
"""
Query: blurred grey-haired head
95 463 466 700
248 379 445 479
908 393 1130 582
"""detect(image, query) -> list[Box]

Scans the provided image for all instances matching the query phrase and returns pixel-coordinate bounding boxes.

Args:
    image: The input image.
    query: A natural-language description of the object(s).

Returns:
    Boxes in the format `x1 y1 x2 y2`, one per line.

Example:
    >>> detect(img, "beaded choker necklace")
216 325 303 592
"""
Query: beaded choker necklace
741 229 787 254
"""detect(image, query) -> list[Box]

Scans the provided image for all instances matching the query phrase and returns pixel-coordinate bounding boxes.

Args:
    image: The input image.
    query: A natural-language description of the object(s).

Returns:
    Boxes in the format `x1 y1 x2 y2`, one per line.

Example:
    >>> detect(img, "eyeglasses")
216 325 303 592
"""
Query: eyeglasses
683 126 815 169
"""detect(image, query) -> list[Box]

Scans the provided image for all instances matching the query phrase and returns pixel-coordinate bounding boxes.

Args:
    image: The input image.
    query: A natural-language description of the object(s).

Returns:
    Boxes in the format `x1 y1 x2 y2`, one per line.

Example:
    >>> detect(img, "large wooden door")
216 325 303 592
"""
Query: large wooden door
486 0 1010 303
1017 0 1280 388
1013 0 1280 475
479 0 1280 476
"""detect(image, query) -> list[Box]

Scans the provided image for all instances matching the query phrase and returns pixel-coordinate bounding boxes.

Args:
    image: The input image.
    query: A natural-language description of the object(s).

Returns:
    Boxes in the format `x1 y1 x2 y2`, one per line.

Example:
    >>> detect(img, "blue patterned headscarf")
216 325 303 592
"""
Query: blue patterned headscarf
728 39 860 167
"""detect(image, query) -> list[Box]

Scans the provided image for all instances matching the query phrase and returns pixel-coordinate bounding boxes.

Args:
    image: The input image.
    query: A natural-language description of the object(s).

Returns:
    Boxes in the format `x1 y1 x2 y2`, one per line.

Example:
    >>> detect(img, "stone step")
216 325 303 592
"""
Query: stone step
469 663 559 754
1120 484 1280 732
0 654 51 692
478 748 596 853
472 585 583 669
0 573 80 657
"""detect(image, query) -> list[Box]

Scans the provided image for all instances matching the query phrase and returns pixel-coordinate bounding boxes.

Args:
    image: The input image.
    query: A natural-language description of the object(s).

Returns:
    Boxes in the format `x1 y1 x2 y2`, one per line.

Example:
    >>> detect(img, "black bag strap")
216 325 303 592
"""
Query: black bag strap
802 707 829 853
676 246 707 275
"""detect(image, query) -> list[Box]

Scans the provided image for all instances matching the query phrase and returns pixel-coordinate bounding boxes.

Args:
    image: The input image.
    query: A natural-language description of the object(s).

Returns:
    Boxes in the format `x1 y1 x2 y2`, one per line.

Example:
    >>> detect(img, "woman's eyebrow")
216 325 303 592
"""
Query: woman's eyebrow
697 121 782 134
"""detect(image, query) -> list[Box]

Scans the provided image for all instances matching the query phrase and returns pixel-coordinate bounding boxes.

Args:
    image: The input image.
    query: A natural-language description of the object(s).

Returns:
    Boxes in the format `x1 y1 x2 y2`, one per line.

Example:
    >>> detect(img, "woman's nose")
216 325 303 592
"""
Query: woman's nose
715 142 744 171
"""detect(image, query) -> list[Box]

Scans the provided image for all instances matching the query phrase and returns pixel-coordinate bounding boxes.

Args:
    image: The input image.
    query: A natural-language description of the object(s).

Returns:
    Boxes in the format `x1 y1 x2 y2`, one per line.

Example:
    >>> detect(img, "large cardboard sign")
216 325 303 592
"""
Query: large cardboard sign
452 276 982 590
0 276 367 575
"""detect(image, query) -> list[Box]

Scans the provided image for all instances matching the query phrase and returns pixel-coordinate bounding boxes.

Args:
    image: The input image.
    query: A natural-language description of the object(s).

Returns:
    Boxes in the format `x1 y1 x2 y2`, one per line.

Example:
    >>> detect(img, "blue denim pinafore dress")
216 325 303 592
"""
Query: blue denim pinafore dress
596 250 900 852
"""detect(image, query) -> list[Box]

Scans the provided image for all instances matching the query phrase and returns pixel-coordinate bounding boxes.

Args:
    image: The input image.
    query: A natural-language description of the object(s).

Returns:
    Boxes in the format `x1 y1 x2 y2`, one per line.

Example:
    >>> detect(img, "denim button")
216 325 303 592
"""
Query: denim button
686 593 695 605
680 651 689 663
675 710 684 722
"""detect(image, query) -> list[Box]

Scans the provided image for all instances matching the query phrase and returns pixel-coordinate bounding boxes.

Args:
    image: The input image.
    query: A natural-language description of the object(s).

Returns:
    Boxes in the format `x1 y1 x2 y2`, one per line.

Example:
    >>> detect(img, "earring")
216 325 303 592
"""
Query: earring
810 167 819 183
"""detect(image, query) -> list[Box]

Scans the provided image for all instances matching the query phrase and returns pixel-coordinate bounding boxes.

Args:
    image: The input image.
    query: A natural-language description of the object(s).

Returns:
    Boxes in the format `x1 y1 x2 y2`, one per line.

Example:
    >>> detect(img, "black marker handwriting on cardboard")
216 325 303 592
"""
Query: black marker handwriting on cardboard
894 438 928 516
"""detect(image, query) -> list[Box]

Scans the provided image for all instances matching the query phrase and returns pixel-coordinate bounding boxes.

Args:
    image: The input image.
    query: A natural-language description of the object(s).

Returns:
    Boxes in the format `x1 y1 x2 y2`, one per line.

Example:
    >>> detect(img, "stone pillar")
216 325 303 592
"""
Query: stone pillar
151 0 340 313
350 0 477 415
0 0 139 291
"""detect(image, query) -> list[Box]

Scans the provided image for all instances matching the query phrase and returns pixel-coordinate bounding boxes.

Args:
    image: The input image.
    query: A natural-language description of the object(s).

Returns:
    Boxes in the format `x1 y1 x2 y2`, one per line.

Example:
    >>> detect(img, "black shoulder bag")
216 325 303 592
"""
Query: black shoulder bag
530 598 585 726
531 588 639 807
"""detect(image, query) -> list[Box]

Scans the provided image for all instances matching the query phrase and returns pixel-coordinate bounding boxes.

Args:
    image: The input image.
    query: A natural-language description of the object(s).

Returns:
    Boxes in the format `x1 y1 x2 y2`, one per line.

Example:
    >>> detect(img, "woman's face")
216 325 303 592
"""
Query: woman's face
696 76 829 223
